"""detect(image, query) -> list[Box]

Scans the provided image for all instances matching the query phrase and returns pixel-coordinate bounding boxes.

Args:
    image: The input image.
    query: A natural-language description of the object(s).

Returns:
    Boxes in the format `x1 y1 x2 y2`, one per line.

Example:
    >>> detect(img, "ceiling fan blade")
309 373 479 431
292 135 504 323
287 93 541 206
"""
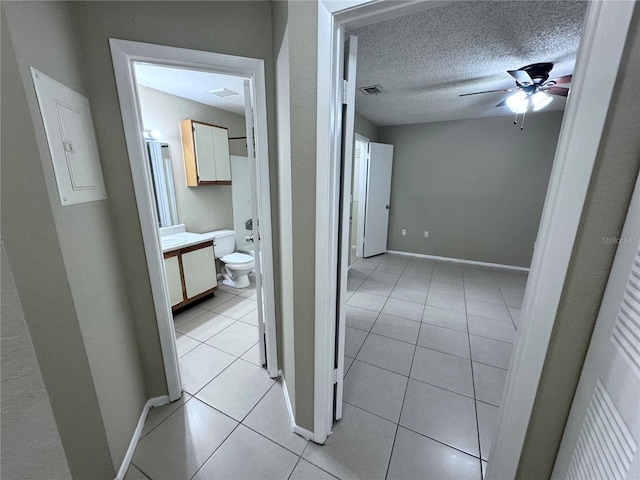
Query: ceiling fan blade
460 87 516 97
550 74 572 85
541 86 570 97
495 99 507 108
507 69 533 85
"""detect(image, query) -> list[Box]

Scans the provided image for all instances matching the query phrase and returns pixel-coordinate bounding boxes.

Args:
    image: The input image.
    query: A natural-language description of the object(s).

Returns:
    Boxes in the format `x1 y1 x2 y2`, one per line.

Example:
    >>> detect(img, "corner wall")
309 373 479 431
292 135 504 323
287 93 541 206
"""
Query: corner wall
379 111 563 267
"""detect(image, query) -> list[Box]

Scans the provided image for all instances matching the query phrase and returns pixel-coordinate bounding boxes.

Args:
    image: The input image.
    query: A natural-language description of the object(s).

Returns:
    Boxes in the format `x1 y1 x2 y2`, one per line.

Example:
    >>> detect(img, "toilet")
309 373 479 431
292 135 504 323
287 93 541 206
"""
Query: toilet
211 230 255 289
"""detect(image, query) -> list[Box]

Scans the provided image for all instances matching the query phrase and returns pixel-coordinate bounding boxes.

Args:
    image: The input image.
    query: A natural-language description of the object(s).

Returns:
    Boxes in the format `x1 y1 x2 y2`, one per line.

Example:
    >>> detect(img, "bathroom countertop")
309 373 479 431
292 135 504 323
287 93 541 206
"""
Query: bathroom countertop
160 231 217 254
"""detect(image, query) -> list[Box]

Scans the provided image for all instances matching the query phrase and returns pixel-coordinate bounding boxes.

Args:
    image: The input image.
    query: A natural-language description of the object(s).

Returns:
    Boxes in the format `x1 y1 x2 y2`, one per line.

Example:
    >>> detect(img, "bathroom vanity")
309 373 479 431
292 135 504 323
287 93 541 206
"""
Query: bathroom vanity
160 225 218 311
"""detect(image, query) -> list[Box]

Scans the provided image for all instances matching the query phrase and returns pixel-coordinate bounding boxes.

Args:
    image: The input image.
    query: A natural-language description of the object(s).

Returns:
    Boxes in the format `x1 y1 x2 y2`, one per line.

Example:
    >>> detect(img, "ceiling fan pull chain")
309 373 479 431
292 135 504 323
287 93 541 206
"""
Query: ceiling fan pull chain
520 109 527 131
514 111 518 125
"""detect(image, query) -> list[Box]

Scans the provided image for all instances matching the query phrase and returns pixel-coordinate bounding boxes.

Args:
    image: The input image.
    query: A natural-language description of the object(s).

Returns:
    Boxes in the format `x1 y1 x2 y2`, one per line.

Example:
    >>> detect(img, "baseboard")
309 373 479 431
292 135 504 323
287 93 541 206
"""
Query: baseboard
279 371 315 442
115 395 170 480
386 250 530 272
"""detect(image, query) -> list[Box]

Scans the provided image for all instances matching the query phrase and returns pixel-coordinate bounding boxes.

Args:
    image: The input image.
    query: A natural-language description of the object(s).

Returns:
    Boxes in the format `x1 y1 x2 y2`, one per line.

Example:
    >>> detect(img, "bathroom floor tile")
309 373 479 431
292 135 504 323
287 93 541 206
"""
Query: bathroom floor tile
212 296 257 320
422 306 468 332
205 321 259 357
345 305 379 332
176 310 236 342
347 276 365 293
469 334 513 370
238 308 259 326
348 266 374 279
473 362 508 407
241 343 263 367
356 333 415 376
477 400 500 461
402 266 433 280
197 291 236 310
358 279 395 297
133 398 237 480
387 427 481 480
400 379 479 457
410 346 474 397
427 291 466 313
347 291 388 312
289 459 337 480
464 284 504 305
173 306 209 329
367 270 400 285
193 424 298 480
417 323 470 359
303 403 396 480
243 381 308 455
431 270 464 286
381 298 424 322
344 360 408 422
371 313 420 344
178 344 236 394
175 333 200 358
196 359 274 421
375 261 405 275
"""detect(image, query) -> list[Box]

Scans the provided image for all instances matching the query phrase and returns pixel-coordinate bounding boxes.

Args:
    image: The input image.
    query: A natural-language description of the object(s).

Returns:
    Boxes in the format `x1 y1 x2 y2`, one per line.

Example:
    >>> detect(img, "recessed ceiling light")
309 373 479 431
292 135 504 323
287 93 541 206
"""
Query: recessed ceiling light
208 88 238 98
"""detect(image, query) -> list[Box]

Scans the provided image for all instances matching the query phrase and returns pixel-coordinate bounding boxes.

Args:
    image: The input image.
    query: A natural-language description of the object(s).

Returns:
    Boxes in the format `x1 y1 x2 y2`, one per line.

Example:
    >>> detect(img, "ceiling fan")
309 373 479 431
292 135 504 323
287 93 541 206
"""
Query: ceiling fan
460 63 572 118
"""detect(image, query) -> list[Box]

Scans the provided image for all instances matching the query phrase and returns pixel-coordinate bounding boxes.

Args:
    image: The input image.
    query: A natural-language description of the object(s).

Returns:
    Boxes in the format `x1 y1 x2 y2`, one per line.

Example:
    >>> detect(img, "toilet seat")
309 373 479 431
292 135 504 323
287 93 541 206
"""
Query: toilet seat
222 252 254 265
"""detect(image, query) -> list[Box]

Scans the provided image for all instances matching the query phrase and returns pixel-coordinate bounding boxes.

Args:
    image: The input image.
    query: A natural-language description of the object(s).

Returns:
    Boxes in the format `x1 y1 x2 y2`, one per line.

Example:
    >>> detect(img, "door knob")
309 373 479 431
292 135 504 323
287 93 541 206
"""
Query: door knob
385 205 390 209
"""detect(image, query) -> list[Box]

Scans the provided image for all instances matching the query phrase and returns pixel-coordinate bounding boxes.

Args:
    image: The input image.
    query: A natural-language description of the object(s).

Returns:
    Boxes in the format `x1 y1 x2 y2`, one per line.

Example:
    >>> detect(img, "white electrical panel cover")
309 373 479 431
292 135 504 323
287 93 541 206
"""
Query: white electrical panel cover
31 68 107 206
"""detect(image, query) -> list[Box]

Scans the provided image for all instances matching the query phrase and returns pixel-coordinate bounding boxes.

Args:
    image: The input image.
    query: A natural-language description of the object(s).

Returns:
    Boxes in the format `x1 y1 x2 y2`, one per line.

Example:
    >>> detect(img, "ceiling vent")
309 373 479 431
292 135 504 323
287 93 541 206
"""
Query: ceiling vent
360 85 383 95
208 88 238 98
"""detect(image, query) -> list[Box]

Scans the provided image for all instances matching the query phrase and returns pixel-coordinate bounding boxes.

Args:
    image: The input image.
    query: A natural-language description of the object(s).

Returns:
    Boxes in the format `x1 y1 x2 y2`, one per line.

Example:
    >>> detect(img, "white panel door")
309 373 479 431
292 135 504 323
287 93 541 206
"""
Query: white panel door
552 175 640 480
164 255 184 307
335 35 358 422
182 244 217 299
363 143 394 257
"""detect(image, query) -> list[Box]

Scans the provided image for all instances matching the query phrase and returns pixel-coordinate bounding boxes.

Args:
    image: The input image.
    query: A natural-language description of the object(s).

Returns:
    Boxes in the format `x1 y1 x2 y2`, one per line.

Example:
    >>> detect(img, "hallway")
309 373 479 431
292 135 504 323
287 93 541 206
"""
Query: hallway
125 255 525 480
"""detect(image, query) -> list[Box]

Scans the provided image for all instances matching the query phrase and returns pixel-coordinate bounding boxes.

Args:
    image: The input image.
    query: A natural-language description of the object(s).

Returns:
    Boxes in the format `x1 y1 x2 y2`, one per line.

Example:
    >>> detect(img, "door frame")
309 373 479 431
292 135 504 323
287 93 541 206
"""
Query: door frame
314 1 636 469
354 133 369 259
110 39 279 402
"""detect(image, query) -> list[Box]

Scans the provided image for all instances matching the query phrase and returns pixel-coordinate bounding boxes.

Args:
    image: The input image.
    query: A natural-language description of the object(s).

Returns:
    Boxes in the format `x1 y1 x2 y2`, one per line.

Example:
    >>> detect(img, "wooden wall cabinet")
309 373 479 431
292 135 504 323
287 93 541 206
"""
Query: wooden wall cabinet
180 119 231 186
163 240 217 311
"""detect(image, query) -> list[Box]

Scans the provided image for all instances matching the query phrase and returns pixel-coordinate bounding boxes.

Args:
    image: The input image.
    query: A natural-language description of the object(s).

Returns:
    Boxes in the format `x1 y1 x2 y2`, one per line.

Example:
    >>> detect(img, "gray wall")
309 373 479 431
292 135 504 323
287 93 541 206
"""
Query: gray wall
1 243 72 479
272 0 318 431
518 7 640 478
70 0 280 400
379 111 564 267
355 111 379 141
138 86 246 233
1 4 121 476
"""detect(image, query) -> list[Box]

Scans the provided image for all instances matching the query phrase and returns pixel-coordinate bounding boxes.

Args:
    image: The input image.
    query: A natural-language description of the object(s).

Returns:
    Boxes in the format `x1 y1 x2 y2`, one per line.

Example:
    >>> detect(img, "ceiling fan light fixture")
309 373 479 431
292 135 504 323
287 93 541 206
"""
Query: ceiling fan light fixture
532 91 553 111
506 91 528 114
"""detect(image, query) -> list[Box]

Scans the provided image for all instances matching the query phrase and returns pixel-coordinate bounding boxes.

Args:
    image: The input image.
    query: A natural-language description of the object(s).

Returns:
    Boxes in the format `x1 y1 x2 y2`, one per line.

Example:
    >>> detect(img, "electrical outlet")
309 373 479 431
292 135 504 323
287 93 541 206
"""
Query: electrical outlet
402 229 407 236
424 231 429 238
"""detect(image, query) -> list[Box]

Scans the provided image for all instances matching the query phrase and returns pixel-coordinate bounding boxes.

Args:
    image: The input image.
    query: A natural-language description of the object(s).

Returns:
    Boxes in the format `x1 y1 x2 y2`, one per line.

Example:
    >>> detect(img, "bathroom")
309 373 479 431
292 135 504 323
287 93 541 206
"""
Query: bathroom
134 63 269 394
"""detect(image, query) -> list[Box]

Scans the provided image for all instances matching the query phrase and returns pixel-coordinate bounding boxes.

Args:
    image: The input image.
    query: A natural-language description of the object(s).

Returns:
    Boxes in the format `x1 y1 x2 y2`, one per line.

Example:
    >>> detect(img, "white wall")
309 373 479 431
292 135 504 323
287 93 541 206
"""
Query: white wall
138 85 247 233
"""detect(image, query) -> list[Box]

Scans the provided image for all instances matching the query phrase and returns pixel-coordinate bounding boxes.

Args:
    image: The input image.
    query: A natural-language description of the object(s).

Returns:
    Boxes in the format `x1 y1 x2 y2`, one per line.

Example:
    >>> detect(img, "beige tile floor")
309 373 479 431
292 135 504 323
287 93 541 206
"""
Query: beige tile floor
126 257 527 479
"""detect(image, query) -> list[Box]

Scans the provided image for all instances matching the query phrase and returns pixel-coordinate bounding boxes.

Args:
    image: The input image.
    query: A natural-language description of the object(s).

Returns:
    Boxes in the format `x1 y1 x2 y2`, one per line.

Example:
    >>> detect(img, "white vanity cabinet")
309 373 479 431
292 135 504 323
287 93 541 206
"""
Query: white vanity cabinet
163 240 217 310
180 119 231 186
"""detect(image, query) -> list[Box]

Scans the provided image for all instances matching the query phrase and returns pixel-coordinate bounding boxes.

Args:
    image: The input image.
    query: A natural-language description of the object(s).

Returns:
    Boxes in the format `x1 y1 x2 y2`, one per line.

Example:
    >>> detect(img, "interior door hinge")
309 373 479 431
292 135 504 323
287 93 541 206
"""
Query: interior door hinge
342 79 348 105
333 369 338 384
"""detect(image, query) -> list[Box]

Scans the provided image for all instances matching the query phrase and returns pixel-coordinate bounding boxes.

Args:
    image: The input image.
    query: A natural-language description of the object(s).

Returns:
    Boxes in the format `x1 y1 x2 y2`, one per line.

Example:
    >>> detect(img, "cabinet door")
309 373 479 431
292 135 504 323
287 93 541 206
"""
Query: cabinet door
212 126 231 181
193 122 216 182
164 254 184 307
182 244 217 299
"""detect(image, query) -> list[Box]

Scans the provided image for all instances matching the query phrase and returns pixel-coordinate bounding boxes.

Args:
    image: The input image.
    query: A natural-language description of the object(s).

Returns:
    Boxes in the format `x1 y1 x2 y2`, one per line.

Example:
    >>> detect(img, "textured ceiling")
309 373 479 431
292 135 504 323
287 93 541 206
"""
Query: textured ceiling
350 1 587 126
134 64 247 115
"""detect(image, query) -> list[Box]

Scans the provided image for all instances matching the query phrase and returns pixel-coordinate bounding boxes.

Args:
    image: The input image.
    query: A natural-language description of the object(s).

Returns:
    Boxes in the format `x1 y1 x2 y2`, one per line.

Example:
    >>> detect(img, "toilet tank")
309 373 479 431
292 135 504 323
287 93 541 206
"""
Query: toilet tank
210 230 235 258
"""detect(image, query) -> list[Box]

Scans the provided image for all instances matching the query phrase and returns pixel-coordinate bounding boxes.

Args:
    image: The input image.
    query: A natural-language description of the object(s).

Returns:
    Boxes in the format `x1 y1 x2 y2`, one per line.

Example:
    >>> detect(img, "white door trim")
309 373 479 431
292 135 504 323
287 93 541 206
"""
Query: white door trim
354 134 369 259
110 39 279 402
315 0 636 465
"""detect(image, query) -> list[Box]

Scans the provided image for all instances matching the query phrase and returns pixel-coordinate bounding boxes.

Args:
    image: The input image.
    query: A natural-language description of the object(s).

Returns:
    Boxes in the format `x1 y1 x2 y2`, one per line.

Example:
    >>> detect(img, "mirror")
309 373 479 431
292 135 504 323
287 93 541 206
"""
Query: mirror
146 141 178 227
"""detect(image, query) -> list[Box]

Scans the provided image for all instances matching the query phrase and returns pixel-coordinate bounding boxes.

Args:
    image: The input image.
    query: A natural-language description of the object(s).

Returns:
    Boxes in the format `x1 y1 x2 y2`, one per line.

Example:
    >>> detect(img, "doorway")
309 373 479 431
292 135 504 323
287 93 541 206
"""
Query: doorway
110 39 279 405
314 0 637 477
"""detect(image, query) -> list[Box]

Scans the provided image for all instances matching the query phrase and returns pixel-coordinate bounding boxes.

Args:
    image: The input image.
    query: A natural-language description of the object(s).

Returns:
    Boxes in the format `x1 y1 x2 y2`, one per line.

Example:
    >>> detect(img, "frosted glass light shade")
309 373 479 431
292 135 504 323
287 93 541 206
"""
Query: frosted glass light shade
506 91 528 113
532 91 553 111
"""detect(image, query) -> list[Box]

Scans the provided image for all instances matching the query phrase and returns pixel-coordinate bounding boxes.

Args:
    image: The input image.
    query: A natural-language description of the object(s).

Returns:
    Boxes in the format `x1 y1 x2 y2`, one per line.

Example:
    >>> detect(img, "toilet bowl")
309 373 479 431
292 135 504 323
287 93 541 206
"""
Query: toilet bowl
221 252 254 288
211 230 255 289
